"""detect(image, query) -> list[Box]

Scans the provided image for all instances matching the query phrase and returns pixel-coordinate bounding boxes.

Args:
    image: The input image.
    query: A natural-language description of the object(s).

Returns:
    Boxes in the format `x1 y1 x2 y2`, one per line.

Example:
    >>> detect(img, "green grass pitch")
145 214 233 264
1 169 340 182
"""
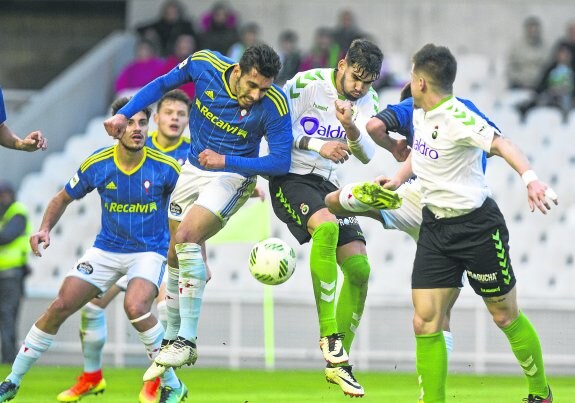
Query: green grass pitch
1 365 573 402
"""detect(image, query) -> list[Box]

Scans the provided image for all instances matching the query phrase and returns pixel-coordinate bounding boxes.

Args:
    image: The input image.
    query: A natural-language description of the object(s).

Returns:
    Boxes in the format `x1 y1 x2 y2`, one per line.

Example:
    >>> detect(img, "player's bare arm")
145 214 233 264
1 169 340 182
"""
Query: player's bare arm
0 124 47 151
296 135 350 164
490 134 558 214
30 189 74 256
365 118 410 162
103 114 128 139
383 153 414 191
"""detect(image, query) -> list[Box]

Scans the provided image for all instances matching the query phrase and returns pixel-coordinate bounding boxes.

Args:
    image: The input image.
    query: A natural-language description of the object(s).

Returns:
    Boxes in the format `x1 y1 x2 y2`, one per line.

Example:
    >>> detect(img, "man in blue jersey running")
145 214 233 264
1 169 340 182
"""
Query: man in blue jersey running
103 43 292 376
55 90 193 403
0 97 187 403
0 87 47 151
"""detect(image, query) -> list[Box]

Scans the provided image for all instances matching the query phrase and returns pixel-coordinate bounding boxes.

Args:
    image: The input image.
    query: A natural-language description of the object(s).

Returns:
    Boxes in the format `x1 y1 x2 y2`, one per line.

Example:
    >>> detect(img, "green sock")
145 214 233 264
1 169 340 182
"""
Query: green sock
416 332 447 403
501 311 549 397
337 254 370 353
310 221 339 336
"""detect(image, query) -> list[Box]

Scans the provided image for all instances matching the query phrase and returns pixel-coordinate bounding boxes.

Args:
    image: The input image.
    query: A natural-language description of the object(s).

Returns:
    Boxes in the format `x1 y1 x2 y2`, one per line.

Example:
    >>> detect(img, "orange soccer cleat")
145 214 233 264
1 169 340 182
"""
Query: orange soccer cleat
139 377 161 403
56 371 106 402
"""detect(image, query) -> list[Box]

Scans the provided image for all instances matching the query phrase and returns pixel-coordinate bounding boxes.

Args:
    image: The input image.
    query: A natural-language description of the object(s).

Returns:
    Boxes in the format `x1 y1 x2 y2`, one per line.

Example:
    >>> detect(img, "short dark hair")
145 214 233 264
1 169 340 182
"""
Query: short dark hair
239 43 282 79
157 89 192 112
399 82 412 102
346 39 383 80
111 97 152 119
412 43 457 94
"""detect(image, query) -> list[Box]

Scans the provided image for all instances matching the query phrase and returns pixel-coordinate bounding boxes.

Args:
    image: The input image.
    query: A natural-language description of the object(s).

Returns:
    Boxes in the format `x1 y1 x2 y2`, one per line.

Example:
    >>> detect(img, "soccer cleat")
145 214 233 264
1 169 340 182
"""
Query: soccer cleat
143 361 168 381
0 380 19 402
56 375 106 402
319 333 349 365
351 182 402 210
159 380 188 403
155 336 197 368
139 377 161 403
523 385 553 402
325 365 365 398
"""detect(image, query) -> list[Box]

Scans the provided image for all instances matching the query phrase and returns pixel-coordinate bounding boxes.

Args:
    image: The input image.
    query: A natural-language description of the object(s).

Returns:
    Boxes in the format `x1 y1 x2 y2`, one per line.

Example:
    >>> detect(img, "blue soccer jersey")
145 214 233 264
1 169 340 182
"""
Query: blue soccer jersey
65 145 180 255
377 96 500 172
146 131 190 166
0 87 6 124
118 49 292 178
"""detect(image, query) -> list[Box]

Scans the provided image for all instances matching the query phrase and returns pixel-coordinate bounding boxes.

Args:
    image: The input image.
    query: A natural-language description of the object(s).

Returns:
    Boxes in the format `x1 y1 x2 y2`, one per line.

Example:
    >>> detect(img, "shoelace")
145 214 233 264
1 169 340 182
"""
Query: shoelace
328 333 346 351
340 366 358 382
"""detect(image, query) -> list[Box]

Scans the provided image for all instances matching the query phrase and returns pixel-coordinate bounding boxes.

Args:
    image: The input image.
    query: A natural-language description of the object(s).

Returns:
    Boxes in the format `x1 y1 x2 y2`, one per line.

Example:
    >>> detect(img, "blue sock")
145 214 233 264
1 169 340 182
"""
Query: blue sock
8 325 54 385
176 243 206 341
164 265 181 341
81 302 106 373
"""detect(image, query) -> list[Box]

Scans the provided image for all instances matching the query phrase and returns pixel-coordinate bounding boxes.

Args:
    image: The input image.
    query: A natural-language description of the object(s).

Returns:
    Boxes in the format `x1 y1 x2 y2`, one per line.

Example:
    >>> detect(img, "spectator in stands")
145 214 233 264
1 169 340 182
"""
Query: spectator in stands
299 27 341 71
517 42 574 123
0 181 31 364
552 21 575 72
227 22 260 62
114 39 164 97
200 2 239 55
156 33 197 99
506 16 549 90
332 10 364 54
0 87 47 152
276 30 302 87
136 0 197 56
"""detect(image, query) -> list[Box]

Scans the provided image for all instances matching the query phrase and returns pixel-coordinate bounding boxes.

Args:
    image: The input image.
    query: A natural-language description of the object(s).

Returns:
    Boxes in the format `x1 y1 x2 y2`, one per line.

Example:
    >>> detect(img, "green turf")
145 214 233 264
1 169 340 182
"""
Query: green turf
1 365 573 402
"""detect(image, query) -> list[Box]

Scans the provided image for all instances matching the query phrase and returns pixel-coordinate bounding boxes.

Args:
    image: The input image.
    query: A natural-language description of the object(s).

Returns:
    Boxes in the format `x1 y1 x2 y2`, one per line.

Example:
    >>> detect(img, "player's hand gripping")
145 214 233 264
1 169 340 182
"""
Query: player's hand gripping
103 114 128 139
199 149 226 169
18 131 48 151
376 175 402 191
320 141 350 164
527 180 558 214
390 139 410 162
30 229 51 257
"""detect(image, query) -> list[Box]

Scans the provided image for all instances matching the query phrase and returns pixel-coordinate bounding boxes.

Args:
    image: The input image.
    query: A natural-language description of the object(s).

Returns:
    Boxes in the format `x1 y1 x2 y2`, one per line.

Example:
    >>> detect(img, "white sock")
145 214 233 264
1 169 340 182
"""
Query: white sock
157 300 168 330
9 325 54 385
164 265 181 340
443 330 454 361
81 302 107 372
339 183 370 212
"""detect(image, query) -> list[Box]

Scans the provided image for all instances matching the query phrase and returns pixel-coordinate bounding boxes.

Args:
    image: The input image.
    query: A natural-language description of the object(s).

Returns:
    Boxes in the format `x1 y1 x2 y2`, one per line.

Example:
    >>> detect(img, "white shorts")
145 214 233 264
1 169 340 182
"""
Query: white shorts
115 269 167 292
66 247 166 294
168 161 256 224
380 177 422 241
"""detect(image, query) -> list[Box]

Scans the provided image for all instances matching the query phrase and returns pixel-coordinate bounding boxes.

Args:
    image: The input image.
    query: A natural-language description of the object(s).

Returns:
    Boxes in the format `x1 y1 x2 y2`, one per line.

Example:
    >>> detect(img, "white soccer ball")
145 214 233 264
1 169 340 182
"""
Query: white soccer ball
248 237 296 285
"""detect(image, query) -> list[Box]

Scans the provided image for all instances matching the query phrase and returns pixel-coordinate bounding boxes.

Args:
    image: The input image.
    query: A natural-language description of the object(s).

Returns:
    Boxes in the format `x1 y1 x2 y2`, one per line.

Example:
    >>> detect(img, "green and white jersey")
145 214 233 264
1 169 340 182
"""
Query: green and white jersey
284 68 379 186
412 96 498 212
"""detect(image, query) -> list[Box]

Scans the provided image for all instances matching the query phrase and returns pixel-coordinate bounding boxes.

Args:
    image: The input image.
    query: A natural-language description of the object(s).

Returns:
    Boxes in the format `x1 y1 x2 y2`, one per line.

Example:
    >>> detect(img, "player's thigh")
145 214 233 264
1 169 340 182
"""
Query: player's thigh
49 276 101 316
66 247 128 295
482 286 519 328
167 219 180 267
91 283 124 309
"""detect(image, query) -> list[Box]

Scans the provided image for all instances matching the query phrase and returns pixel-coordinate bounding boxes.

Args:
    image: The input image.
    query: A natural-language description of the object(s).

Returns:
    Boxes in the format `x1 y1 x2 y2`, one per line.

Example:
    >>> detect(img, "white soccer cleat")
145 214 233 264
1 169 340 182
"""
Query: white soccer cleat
325 365 365 397
143 362 167 382
319 333 349 365
154 336 198 368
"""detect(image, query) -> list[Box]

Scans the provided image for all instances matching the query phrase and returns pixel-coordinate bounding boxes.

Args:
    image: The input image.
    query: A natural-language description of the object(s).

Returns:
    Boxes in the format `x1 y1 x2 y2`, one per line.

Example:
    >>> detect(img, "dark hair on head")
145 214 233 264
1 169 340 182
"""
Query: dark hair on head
157 89 192 112
279 30 298 43
399 82 412 102
239 43 282 79
346 38 383 80
412 43 456 94
111 97 152 119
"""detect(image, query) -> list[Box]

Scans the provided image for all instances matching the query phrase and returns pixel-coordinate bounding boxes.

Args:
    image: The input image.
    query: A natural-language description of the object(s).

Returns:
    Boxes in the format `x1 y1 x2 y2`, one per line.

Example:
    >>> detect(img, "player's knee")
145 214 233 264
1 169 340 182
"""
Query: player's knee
341 254 370 286
48 297 77 322
413 311 442 334
324 191 340 213
490 310 518 329
311 221 339 244
124 300 151 321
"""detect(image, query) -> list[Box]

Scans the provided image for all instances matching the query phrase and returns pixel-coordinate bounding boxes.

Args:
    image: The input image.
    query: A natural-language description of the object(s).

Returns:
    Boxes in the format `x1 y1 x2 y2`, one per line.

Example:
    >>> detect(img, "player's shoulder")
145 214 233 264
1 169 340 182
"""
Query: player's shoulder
263 83 289 117
145 147 181 174
446 97 491 129
80 145 115 173
285 68 331 92
190 49 234 73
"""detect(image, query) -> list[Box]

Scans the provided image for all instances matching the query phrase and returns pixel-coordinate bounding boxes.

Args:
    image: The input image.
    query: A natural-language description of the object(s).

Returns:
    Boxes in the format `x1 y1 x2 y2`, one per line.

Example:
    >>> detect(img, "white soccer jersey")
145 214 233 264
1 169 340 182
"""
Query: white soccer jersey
411 96 498 211
283 68 379 186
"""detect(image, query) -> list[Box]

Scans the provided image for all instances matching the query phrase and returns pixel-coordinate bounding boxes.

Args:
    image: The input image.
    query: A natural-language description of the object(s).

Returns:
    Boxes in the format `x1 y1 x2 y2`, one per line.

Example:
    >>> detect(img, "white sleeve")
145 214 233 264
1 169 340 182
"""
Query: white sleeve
451 110 497 152
346 93 379 163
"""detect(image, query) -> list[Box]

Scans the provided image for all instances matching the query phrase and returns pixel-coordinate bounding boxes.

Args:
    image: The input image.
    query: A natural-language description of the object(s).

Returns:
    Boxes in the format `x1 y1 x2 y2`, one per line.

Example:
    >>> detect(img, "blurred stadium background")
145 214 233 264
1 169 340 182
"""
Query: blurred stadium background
1 0 574 380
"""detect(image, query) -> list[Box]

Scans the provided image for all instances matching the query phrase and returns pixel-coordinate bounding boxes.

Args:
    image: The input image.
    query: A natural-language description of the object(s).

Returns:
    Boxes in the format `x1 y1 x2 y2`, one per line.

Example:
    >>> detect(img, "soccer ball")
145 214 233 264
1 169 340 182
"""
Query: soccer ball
248 238 296 285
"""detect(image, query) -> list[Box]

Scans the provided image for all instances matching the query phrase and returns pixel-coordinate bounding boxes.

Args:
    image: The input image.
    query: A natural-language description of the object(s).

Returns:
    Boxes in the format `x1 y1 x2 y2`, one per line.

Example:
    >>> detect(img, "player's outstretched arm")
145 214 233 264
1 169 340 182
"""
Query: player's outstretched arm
383 153 414 191
490 134 558 214
30 189 74 256
0 124 47 151
365 117 410 162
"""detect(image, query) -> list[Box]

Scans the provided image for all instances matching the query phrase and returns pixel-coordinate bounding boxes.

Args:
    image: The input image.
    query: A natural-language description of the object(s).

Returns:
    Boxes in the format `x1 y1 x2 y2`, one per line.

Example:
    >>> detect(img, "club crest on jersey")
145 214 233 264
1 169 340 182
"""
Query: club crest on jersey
143 179 151 194
432 125 439 139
